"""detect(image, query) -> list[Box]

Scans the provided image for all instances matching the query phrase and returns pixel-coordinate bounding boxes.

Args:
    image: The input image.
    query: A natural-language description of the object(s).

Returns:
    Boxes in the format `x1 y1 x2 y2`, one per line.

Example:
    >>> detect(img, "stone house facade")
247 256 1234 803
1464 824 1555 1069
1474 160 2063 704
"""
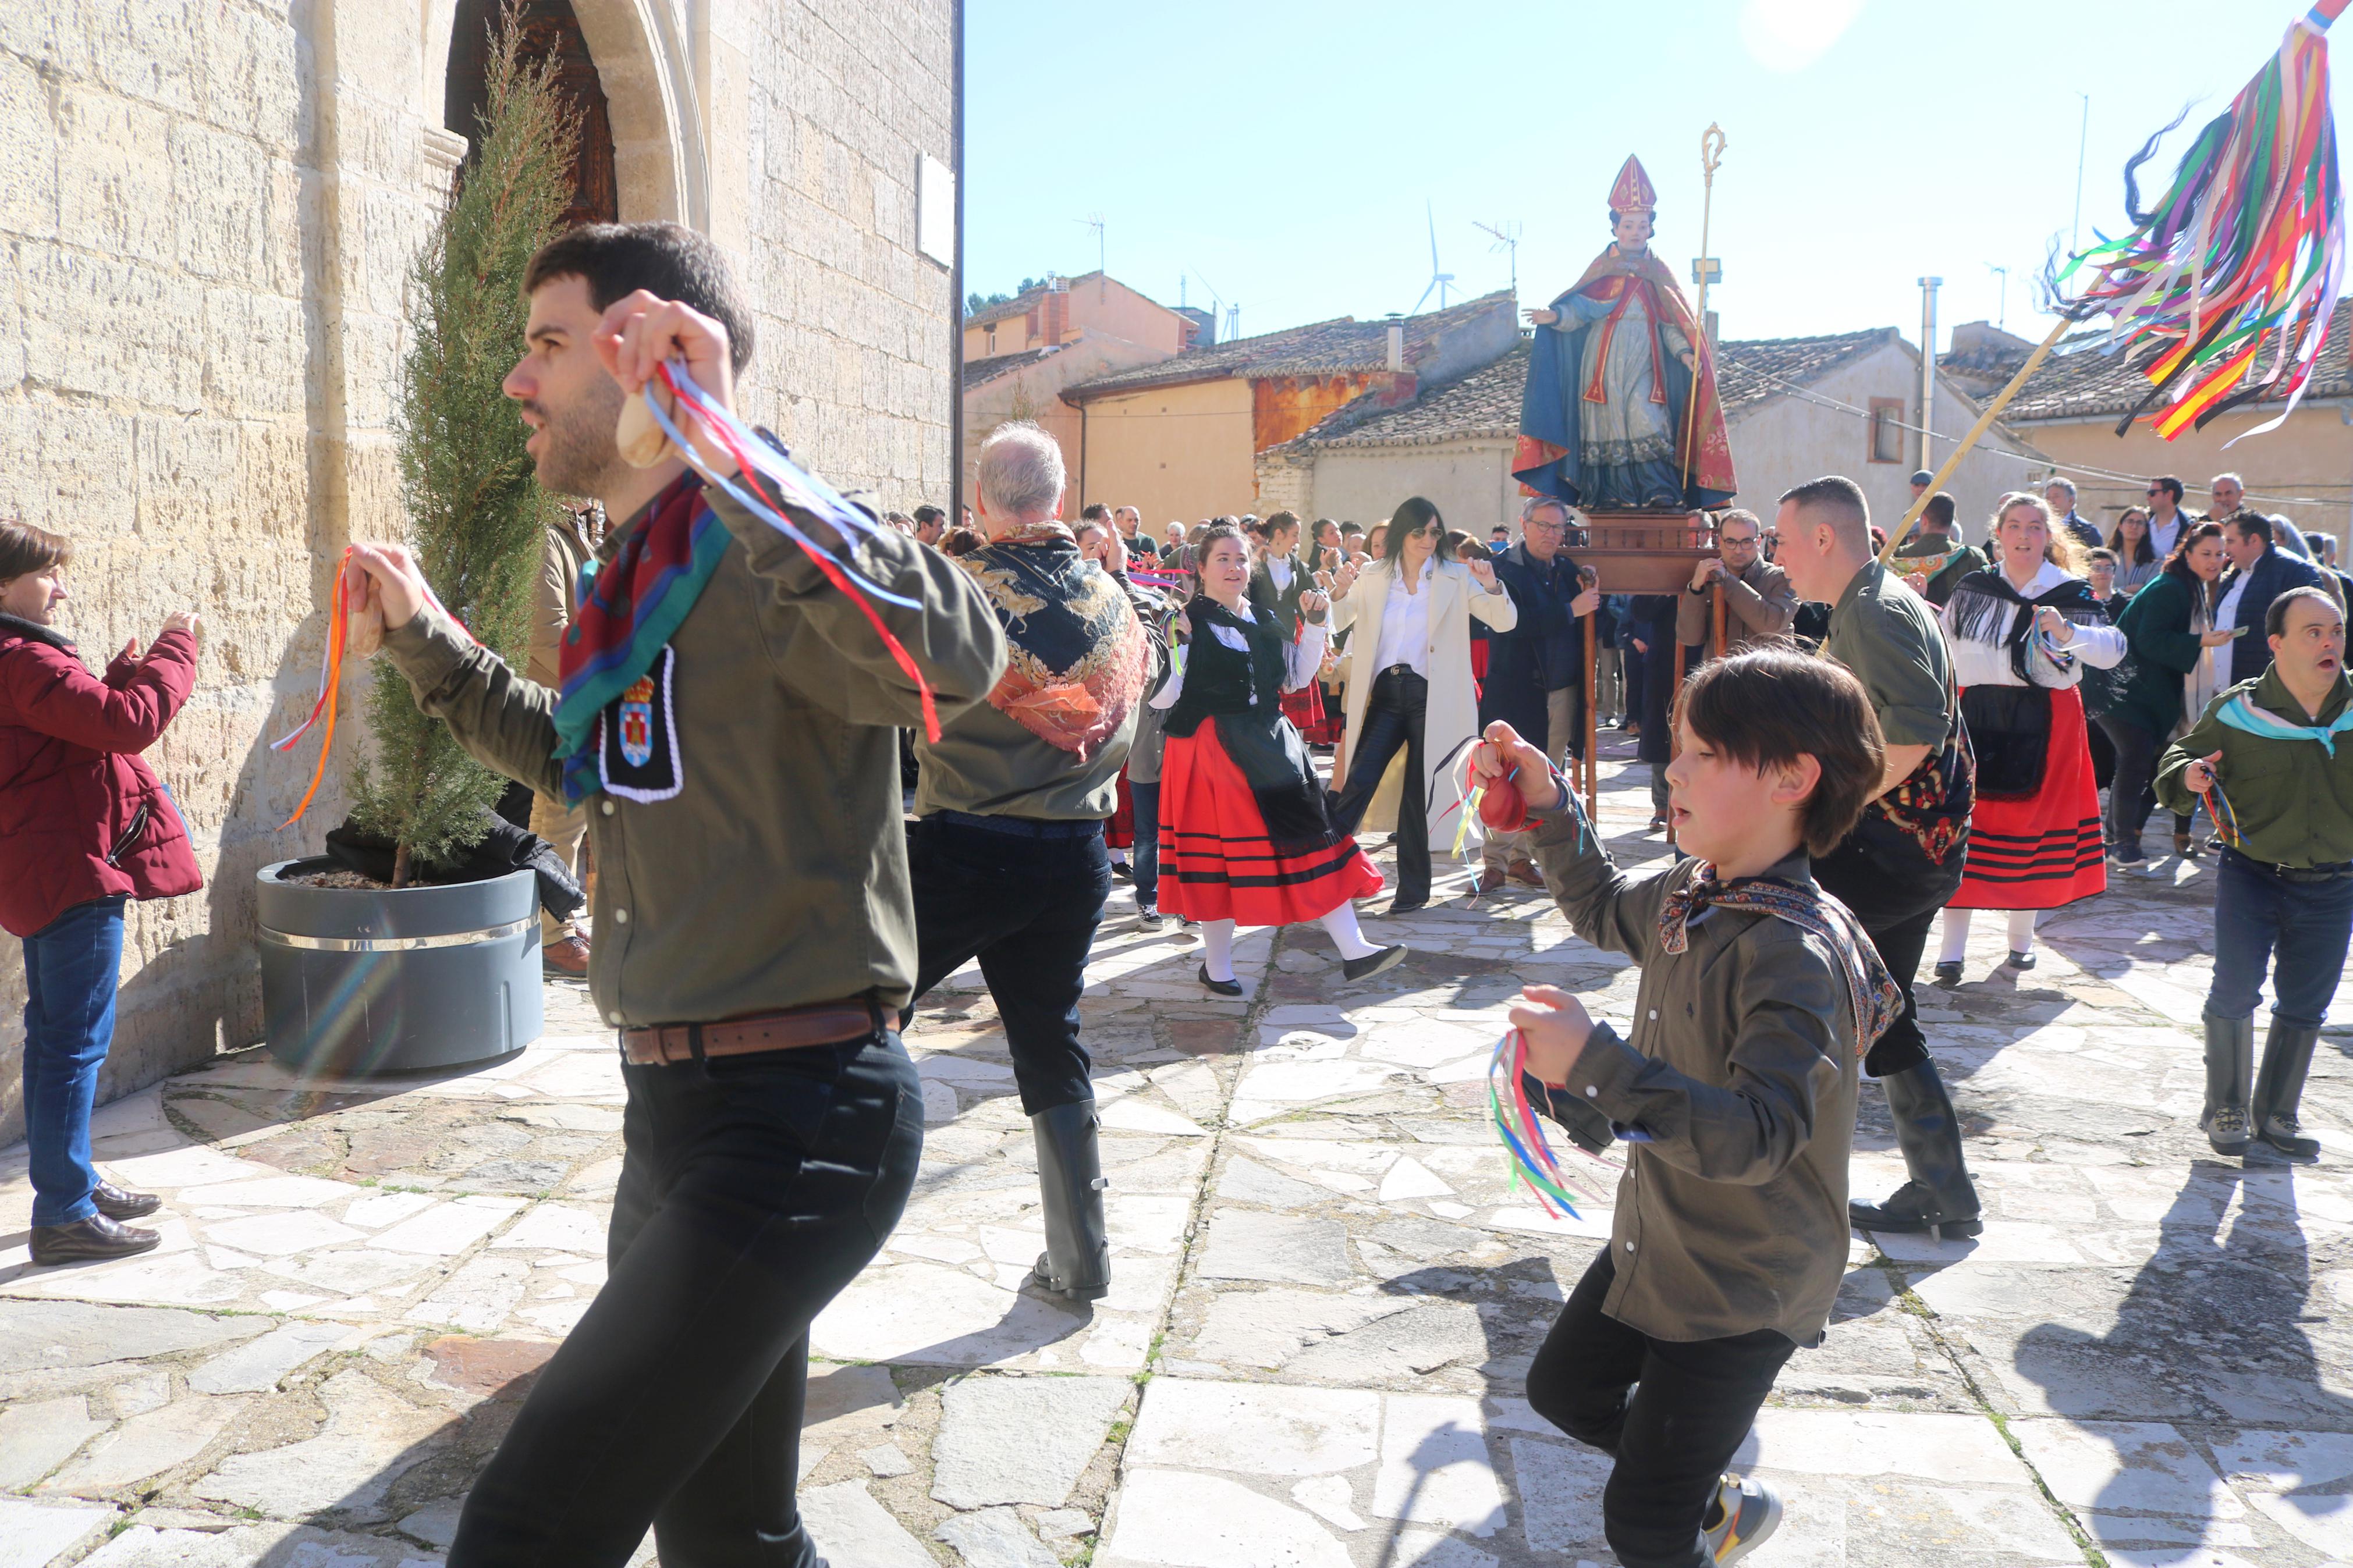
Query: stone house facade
0 1 957 1143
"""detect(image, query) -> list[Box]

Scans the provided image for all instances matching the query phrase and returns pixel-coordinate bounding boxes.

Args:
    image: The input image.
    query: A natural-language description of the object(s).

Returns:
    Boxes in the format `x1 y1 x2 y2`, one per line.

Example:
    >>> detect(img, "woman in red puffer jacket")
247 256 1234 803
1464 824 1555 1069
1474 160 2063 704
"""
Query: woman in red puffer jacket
1 520 204 1265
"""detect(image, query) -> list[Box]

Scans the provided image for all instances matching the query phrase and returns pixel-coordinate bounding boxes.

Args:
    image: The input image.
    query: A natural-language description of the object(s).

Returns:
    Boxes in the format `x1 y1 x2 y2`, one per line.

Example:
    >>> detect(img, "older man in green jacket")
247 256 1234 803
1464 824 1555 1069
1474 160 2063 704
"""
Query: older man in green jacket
345 222 1006 1568
2158 586 2353 1161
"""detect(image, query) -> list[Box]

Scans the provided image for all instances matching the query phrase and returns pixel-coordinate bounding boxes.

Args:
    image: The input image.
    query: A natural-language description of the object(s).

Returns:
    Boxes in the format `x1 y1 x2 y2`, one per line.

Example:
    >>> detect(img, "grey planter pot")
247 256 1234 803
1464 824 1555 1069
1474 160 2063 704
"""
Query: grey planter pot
255 858 543 1075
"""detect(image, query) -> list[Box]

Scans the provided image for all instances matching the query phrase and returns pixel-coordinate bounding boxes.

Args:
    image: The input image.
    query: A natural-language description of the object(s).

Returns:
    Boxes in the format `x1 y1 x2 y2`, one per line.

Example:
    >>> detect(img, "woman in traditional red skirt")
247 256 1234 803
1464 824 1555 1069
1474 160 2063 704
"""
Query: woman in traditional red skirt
1155 524 1404 994
1933 493 2128 981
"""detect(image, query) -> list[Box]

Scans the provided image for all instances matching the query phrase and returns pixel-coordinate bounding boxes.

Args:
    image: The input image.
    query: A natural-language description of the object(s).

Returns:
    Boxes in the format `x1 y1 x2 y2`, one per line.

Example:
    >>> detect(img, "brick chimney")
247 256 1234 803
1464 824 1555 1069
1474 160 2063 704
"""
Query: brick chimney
1043 275 1070 344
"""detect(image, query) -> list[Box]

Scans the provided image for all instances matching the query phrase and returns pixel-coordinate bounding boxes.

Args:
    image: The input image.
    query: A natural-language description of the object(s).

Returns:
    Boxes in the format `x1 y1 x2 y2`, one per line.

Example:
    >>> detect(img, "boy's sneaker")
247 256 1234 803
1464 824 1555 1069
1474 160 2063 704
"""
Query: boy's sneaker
1136 904 1164 930
1704 1473 1783 1565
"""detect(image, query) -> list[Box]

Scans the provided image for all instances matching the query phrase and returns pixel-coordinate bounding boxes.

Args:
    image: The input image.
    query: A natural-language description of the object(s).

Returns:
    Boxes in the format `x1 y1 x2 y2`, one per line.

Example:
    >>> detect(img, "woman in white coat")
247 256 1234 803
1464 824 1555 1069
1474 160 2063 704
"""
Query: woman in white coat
1329 497 1518 912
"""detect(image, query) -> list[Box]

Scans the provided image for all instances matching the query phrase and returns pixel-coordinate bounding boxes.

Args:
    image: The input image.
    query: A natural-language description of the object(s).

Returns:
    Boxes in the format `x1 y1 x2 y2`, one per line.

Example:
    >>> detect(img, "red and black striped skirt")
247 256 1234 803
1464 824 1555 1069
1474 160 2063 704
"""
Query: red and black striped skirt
1160 717 1382 926
1949 682 2107 910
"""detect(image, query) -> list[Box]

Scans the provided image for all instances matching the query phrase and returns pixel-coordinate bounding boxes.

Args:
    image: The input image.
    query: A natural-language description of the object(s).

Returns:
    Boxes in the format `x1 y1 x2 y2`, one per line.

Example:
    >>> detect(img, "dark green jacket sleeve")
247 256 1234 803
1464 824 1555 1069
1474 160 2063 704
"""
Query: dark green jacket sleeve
2154 691 2231 815
704 489 1006 729
382 609 564 798
2120 576 2203 675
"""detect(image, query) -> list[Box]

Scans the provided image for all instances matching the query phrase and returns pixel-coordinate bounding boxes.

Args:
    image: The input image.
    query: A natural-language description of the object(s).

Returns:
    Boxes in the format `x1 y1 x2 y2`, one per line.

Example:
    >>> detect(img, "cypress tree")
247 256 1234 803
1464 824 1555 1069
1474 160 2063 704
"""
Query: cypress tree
350 5 575 886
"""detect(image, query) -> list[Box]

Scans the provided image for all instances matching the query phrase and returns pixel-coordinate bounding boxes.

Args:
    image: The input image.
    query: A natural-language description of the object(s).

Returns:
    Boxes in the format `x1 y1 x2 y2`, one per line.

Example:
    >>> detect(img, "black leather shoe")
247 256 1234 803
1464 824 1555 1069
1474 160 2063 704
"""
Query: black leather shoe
31 1214 161 1266
1386 898 1428 916
93 1181 161 1221
1932 961 1964 987
1341 944 1407 983
1197 963 1244 997
2007 950 2036 970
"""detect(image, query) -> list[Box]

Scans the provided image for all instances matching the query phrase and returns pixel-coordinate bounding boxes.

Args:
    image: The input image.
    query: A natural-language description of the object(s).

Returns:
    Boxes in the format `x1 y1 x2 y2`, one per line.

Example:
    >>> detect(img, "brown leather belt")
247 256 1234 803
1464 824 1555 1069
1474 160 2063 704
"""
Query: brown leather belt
620 998 882 1065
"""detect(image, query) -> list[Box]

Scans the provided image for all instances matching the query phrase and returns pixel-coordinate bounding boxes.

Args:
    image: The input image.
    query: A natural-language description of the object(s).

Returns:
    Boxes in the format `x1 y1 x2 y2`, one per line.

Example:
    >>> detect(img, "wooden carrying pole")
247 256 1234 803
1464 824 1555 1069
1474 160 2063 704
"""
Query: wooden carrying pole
1582 613 1599 818
1876 315 2071 566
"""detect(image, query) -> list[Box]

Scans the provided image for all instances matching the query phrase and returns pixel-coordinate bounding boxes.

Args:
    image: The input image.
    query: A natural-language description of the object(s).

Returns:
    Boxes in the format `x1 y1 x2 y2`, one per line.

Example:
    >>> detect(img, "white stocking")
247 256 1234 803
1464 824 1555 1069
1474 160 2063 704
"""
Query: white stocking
2007 908 2038 954
1318 901 1381 961
1110 847 1128 866
1939 908 1972 965
1202 918 1238 983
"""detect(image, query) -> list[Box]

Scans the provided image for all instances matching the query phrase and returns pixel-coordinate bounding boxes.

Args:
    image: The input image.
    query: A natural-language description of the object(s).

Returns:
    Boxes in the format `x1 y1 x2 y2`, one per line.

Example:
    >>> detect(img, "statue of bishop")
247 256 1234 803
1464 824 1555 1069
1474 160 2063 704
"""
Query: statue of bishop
1514 156 1736 511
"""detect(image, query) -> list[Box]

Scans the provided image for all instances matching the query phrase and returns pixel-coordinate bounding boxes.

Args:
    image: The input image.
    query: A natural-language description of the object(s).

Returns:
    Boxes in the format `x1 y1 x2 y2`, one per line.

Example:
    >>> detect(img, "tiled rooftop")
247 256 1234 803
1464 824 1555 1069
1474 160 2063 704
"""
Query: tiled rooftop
1064 291 1515 400
1990 299 2352 422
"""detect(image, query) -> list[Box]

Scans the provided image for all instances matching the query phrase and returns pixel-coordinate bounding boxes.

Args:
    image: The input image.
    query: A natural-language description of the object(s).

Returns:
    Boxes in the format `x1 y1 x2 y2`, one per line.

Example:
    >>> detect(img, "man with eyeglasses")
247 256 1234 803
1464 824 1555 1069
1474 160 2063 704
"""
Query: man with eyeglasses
1675 508 1796 661
1475 497 1599 888
2144 477 2187 560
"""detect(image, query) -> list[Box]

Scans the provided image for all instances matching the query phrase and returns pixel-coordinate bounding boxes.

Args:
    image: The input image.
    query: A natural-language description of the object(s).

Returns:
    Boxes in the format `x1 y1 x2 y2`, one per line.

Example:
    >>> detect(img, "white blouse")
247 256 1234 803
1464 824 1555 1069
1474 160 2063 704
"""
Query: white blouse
1940 561 2127 689
1373 567 1434 675
1150 598 1328 710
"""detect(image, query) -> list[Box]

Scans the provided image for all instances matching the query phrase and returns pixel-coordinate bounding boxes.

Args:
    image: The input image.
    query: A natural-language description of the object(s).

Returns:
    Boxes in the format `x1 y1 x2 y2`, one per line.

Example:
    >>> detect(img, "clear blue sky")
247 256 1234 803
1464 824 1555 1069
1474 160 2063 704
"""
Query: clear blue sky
967 0 2346 351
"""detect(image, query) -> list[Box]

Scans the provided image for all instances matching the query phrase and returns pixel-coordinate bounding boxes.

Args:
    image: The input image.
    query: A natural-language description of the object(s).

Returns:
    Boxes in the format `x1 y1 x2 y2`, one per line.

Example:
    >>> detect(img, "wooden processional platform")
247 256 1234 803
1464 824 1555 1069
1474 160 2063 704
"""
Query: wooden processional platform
1570 509 1729 835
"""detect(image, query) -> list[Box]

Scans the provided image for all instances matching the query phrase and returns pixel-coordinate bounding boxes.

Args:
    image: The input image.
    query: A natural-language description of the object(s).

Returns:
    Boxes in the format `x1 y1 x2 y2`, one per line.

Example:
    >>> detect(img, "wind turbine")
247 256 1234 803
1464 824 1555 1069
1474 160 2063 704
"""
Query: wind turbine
1475 218 1521 297
1412 202 1455 314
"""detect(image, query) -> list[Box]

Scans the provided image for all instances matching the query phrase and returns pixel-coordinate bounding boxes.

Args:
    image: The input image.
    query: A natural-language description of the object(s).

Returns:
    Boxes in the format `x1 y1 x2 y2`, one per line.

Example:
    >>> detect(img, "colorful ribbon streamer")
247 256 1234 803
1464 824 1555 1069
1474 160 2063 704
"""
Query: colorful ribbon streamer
271 551 481 832
640 362 944 741
1485 1029 1608 1219
2050 1 2345 445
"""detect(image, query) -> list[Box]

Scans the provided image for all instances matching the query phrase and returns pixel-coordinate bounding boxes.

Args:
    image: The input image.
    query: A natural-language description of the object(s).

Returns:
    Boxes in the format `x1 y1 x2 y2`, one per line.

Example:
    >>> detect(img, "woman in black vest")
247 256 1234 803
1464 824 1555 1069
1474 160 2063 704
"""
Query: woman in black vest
1154 524 1404 994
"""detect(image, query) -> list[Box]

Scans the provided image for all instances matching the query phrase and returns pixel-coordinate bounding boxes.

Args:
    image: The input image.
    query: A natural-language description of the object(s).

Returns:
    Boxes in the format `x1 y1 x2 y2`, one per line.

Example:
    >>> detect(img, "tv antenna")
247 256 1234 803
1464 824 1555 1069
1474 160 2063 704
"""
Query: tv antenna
1474 218 1521 296
1187 266 1230 344
1075 214 1106 299
1412 201 1456 314
1985 262 2010 334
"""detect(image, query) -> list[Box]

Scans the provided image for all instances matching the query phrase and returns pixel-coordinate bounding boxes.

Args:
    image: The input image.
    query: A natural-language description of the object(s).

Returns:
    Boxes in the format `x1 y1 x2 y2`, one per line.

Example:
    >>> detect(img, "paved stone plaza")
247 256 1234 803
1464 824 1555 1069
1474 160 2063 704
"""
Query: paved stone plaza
3 744 2351 1568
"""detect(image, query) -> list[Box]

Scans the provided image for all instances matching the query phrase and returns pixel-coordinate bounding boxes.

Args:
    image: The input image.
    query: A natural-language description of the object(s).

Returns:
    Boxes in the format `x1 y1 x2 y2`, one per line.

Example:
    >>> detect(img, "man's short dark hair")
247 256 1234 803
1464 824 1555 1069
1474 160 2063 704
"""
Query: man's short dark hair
2228 512 2273 545
2153 476 2184 502
523 222 756 376
1080 503 1111 524
1676 648 1886 858
2266 585 2341 639
1921 492 1957 532
1779 476 1871 552
913 504 946 528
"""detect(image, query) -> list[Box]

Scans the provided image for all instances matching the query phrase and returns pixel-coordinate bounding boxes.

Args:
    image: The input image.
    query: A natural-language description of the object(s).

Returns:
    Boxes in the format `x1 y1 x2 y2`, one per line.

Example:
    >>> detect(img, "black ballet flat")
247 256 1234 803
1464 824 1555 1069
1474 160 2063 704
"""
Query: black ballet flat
2007 950 2036 970
1341 945 1407 983
1197 964 1244 997
1932 961 1963 987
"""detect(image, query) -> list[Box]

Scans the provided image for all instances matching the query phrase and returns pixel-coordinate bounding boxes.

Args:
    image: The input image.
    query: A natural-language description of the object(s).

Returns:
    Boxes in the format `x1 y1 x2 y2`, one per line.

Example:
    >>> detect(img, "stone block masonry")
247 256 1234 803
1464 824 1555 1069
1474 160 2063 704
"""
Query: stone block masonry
0 0 959 1144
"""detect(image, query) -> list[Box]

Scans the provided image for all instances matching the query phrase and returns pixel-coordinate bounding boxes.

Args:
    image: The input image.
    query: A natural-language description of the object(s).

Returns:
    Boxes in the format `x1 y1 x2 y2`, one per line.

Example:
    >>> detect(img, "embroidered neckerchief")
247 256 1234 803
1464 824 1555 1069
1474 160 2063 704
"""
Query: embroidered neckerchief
954 525 1148 758
1658 866 1903 1054
551 472 727 802
1944 567 2107 685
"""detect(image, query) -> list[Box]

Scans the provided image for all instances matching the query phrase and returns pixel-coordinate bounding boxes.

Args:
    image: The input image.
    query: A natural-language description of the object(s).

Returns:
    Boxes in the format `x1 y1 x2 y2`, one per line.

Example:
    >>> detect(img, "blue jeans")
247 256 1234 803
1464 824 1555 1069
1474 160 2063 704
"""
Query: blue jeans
1131 780 1163 908
2208 849 2353 1026
20 897 127 1227
903 814 1112 1115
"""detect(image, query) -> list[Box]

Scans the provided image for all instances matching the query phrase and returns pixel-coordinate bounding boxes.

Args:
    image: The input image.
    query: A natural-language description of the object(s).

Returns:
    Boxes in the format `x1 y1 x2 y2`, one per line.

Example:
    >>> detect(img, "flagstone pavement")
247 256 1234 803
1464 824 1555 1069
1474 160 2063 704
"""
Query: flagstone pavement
5 744 2353 1567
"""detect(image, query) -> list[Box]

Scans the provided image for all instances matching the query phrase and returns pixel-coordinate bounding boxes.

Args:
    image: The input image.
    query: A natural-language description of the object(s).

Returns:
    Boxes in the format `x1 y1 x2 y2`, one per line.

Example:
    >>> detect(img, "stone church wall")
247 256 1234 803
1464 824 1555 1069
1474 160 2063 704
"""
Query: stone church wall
0 1 955 1143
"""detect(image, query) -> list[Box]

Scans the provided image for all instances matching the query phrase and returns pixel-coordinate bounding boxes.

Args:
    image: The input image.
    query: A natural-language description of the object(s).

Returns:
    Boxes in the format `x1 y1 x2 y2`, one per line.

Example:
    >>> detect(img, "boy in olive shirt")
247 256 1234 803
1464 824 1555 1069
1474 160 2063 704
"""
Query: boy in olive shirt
1472 648 1896 1568
2158 586 2353 1157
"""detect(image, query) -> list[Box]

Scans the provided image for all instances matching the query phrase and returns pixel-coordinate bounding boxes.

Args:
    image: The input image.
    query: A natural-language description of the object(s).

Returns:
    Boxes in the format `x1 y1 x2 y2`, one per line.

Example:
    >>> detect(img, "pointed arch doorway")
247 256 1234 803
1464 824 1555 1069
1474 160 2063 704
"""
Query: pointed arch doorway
443 0 619 229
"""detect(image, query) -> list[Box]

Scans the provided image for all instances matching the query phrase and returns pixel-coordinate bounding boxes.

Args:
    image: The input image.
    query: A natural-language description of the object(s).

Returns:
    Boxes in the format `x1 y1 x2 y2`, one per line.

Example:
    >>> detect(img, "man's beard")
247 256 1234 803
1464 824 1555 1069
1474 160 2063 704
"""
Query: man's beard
527 377 628 500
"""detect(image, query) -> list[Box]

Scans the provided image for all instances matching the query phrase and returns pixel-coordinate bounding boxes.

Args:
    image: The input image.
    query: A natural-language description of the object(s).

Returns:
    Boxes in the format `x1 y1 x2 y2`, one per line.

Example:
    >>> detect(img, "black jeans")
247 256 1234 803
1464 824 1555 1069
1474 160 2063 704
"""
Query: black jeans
1526 1252 1796 1568
449 1031 924 1568
1332 667 1429 907
1130 780 1163 908
1812 835 1960 1078
2093 713 2162 859
903 813 1112 1115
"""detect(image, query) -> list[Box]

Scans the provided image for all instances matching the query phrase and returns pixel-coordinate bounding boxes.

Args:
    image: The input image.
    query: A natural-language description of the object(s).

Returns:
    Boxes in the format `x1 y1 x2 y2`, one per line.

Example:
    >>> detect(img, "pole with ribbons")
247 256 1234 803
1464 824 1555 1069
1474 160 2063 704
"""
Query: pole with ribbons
1882 0 2345 567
